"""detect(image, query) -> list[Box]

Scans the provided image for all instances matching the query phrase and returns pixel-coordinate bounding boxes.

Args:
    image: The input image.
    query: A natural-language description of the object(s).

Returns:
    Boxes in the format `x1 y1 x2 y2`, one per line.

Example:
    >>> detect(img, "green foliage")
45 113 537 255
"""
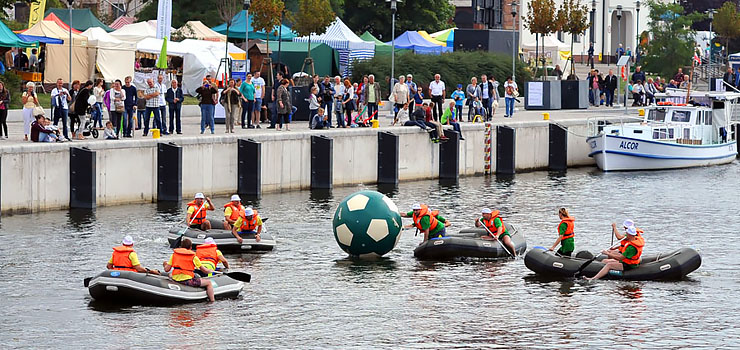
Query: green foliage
137 0 223 27
351 51 532 97
559 0 590 76
1 71 28 109
285 0 344 18
251 0 284 38
290 0 335 60
641 0 704 78
342 0 454 41
525 0 561 35
713 1 740 54
1 18 26 31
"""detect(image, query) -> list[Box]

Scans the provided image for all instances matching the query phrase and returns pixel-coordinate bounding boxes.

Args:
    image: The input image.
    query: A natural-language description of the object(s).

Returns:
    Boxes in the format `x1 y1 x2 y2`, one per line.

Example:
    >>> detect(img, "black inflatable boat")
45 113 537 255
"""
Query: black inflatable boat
524 247 702 280
413 224 527 260
86 270 245 304
166 220 276 253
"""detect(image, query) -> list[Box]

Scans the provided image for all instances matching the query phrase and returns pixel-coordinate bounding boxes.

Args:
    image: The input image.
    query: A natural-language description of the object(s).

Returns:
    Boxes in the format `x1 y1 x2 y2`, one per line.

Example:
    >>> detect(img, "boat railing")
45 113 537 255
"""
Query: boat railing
587 115 643 137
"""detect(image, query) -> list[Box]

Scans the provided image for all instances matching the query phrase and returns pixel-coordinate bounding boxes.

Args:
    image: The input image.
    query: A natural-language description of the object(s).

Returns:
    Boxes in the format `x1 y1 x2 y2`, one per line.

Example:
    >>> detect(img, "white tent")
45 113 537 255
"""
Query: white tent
81 27 136 82
110 21 174 43
293 17 374 77
23 20 90 83
522 35 569 68
178 21 226 42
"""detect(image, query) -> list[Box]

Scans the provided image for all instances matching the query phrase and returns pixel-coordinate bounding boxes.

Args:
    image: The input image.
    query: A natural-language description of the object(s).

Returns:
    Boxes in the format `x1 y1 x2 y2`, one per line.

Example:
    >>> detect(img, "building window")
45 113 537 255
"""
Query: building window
111 3 125 18
557 31 563 41
574 34 582 43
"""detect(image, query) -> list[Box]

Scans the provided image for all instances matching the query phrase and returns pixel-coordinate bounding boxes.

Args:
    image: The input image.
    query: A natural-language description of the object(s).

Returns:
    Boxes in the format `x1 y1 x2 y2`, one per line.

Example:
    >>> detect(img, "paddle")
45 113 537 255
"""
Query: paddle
171 201 207 249
573 242 620 277
478 218 515 258
215 271 251 283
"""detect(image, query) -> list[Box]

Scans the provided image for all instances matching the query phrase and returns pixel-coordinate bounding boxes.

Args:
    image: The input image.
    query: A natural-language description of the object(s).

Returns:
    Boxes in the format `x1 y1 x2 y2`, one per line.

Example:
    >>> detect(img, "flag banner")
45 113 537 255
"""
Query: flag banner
28 0 47 29
559 51 571 60
156 0 172 40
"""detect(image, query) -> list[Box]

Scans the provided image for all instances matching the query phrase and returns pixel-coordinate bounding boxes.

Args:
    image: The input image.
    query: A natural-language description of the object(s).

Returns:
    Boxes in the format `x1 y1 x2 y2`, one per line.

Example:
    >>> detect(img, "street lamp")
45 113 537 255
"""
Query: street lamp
244 0 250 73
708 9 715 66
67 0 73 85
591 0 597 69
616 5 623 59
387 0 401 91
635 1 640 63
511 1 518 83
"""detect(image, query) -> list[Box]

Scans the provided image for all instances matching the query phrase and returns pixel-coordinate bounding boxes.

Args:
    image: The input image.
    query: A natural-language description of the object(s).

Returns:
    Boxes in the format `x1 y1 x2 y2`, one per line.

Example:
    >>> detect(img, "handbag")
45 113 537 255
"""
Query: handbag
32 105 45 117
492 100 499 109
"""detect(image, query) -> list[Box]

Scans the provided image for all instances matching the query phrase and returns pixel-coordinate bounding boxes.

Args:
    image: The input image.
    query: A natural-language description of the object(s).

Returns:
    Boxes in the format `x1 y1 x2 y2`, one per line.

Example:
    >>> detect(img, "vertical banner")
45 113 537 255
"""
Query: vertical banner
27 0 47 29
156 0 172 40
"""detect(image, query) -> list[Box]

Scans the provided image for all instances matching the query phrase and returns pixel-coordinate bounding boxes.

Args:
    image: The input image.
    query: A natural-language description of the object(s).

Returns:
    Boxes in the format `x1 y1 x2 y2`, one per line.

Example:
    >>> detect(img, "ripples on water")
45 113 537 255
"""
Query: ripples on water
2 164 740 348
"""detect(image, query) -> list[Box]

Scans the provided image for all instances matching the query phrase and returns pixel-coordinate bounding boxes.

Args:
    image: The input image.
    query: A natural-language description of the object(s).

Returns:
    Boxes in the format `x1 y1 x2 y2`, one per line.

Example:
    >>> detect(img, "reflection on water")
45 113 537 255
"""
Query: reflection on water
2 164 740 348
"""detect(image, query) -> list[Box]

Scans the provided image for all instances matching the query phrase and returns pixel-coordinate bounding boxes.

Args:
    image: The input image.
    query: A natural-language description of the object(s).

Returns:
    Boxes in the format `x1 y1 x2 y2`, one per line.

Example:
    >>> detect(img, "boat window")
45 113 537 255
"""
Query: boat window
648 109 666 122
668 128 675 139
671 110 691 123
683 128 690 139
695 112 702 125
705 113 712 125
653 128 667 139
633 130 643 134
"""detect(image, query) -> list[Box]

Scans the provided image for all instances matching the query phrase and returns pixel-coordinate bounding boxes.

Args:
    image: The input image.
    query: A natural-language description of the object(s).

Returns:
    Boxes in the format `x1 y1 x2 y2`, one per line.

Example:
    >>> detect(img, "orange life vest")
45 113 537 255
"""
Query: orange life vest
187 200 207 225
171 248 196 278
559 217 575 240
238 210 260 232
196 243 219 269
412 205 440 231
110 245 137 271
223 202 245 221
481 210 505 235
619 227 644 249
619 235 645 265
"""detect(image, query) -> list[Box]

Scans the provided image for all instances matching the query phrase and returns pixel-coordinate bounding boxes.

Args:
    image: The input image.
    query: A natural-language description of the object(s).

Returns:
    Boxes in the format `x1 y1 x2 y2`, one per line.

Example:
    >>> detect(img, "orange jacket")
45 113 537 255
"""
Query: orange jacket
196 243 218 269
559 217 575 240
238 210 260 231
223 202 245 221
481 210 504 234
172 248 196 278
413 205 439 231
111 245 136 271
619 235 645 265
187 200 207 225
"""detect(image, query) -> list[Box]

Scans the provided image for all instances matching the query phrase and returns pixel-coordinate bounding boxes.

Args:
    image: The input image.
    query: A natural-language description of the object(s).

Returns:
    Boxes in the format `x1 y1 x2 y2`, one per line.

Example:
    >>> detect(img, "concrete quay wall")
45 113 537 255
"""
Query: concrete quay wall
0 119 601 214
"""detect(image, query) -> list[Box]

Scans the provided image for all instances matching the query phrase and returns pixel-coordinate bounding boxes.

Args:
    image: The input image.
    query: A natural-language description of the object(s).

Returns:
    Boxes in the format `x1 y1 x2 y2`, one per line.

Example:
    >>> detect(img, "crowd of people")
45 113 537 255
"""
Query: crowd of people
586 66 692 108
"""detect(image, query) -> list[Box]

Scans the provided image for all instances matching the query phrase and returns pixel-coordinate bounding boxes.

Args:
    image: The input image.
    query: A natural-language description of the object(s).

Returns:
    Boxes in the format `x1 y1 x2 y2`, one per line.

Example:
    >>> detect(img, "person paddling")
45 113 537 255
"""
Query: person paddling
186 193 214 231
222 194 245 230
195 237 230 277
231 207 263 243
475 208 516 257
586 226 645 281
107 235 160 274
163 238 216 302
549 208 575 256
401 203 450 242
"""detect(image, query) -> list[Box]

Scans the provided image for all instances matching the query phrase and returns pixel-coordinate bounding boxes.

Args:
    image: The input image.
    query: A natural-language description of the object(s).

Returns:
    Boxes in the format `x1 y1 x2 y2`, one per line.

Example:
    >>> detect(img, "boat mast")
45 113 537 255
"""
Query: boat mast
686 59 695 103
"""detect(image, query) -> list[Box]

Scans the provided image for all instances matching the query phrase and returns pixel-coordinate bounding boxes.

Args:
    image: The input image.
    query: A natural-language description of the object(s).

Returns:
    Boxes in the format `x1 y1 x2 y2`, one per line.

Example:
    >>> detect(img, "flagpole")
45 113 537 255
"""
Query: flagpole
686 58 695 103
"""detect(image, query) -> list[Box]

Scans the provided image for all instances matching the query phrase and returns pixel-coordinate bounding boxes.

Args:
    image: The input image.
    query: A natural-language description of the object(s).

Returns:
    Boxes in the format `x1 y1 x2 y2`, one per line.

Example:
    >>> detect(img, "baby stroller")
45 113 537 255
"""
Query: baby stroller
81 104 99 139
471 99 487 123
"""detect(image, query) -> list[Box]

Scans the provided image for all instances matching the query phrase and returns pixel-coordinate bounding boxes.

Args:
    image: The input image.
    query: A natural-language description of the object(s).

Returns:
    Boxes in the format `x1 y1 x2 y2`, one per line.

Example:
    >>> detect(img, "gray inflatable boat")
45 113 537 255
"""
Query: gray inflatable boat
413 224 527 260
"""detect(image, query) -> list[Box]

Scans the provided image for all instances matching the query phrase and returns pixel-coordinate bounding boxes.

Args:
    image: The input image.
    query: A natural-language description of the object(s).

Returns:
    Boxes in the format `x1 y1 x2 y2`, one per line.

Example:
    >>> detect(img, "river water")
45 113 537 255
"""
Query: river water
2 163 739 349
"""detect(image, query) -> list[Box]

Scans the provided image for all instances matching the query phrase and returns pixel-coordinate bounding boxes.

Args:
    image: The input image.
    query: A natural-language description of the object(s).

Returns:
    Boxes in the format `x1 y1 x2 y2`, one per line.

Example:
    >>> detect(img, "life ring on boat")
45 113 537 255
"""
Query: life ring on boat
657 102 673 106
675 103 687 106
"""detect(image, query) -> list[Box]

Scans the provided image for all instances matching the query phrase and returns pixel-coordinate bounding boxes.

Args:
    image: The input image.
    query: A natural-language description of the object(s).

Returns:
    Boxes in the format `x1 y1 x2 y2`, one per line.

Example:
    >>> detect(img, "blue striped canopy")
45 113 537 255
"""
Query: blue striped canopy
293 17 374 77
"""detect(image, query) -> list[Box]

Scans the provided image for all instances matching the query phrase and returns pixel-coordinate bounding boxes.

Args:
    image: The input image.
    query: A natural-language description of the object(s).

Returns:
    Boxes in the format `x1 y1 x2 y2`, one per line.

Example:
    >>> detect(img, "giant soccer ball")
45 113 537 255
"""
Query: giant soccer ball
332 190 402 258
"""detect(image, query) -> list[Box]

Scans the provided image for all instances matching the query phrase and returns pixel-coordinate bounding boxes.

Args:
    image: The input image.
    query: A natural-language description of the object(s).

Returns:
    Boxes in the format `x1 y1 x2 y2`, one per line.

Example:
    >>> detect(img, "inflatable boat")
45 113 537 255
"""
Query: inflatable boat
413 224 527 260
166 220 276 253
524 247 702 280
85 270 245 305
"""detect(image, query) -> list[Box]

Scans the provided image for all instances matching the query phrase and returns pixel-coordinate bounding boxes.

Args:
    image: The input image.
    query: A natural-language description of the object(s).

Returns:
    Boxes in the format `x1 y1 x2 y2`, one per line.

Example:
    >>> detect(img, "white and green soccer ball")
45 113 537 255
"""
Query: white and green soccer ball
332 190 403 258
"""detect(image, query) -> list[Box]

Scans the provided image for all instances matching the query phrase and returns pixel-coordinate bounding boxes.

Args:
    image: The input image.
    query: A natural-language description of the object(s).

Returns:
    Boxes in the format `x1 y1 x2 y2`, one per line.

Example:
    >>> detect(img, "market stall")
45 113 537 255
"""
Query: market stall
81 27 136 82
20 20 89 83
293 17 374 77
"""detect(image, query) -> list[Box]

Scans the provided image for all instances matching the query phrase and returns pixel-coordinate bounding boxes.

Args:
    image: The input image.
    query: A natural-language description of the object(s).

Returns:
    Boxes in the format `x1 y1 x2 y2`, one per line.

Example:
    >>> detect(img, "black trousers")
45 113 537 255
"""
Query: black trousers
431 95 444 121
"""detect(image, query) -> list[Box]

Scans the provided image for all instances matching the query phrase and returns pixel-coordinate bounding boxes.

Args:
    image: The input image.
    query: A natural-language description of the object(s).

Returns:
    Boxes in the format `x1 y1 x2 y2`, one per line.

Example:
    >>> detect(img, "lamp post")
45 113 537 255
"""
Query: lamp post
601 0 606 64
244 0 251 73
67 0 73 85
387 0 401 91
635 0 640 64
616 5 622 107
708 9 714 67
591 0 596 69
511 1 518 83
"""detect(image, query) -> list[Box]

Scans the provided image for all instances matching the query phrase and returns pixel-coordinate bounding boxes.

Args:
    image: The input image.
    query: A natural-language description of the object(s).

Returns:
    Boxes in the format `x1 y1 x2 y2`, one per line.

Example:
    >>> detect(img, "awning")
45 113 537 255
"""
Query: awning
16 34 61 45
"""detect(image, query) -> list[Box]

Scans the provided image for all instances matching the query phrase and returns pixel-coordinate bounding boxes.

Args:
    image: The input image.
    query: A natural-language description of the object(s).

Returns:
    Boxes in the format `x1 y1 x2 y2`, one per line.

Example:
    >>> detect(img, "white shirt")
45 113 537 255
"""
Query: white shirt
51 87 70 110
481 82 489 98
504 81 518 98
157 82 167 106
253 77 265 99
430 80 446 96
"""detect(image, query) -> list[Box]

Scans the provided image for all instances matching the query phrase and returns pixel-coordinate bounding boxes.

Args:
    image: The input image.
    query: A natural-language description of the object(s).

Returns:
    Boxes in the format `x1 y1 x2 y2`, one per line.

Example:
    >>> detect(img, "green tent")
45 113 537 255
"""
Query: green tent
268 41 339 77
360 31 406 56
0 20 36 48
45 8 113 32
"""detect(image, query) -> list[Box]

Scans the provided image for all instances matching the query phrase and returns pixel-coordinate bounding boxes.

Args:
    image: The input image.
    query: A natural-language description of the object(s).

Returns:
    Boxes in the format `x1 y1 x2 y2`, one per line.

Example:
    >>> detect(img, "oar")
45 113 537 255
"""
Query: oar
170 202 207 249
215 271 251 283
479 218 515 258
573 243 620 277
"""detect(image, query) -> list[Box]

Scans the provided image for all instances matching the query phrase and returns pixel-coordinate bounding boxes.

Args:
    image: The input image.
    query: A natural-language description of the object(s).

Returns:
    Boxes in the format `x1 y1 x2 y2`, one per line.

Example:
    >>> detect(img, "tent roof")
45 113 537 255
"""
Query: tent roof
21 20 88 45
244 39 272 54
179 21 226 42
387 31 451 54
418 31 446 47
81 27 135 49
17 34 60 45
136 38 190 57
359 31 386 46
45 8 113 32
294 17 374 51
110 21 157 43
522 35 568 50
431 28 455 47
43 13 81 34
0 19 36 48
212 10 296 40
110 16 135 30
267 41 338 77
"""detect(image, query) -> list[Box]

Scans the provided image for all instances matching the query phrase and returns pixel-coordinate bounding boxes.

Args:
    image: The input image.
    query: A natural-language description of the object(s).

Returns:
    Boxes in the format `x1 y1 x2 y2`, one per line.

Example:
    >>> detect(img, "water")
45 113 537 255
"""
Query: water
2 164 740 349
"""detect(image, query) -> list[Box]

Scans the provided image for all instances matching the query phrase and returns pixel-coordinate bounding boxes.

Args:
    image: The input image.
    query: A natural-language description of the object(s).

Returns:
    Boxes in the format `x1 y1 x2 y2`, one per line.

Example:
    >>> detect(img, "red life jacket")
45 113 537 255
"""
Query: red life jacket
619 235 645 265
196 243 218 270
187 200 207 225
223 202 245 221
412 205 439 231
110 245 137 271
559 217 575 240
238 210 260 232
171 248 196 278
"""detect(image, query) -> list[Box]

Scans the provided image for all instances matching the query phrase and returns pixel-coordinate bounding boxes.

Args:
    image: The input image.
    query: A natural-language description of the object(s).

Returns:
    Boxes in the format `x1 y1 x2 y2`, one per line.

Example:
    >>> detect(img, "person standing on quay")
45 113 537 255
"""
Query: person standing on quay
240 73 255 129
122 76 137 132
429 74 446 121
364 74 381 120
156 74 169 135
276 78 292 131
604 70 618 107
503 76 517 118
0 81 9 139
143 78 161 137
196 79 218 134
221 78 242 133
252 71 265 128
392 75 408 122
166 79 183 134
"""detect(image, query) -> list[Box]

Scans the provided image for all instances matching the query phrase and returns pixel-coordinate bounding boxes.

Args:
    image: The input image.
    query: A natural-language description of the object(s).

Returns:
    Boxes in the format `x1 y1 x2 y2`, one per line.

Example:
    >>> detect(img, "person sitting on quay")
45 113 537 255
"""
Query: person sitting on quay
30 115 61 142
421 102 448 142
311 107 329 130
475 208 516 257
163 238 215 302
187 193 214 230
401 203 450 242
107 235 160 274
222 194 245 230
103 121 117 140
195 237 230 277
231 207 263 243
441 101 464 140
549 208 574 257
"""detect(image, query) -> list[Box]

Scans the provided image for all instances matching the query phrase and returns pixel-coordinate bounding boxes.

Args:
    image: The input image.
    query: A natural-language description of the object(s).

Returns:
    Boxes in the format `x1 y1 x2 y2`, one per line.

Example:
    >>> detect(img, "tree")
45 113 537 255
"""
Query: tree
341 0 454 41
713 1 740 56
137 0 223 28
217 0 241 79
252 0 284 86
641 0 704 78
290 0 334 61
285 0 344 19
559 0 590 78
524 0 561 79
679 0 730 31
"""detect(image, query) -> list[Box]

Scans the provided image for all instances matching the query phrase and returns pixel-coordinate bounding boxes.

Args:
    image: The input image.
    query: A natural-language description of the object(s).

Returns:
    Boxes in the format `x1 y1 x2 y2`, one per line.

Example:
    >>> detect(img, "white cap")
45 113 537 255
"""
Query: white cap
623 219 634 228
204 237 215 244
244 208 254 216
626 226 638 236
122 235 134 246
194 192 205 199
230 194 241 202
481 208 492 214
411 203 422 210
406 74 413 78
